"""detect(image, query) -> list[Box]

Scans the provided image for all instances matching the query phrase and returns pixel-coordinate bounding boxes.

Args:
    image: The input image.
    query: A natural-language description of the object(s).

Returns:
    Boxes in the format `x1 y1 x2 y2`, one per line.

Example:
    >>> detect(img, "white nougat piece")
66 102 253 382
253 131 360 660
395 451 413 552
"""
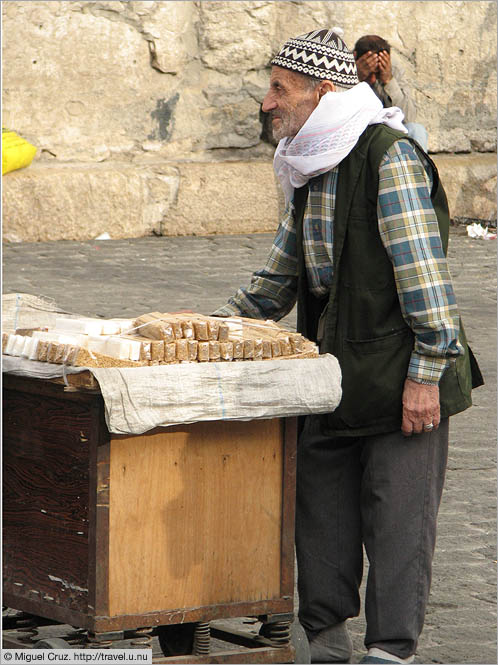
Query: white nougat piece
87 336 108 355
127 339 142 362
13 335 27 356
117 320 135 334
31 330 88 347
4 335 16 355
21 336 34 358
105 336 134 360
54 317 104 336
28 338 41 360
101 320 122 335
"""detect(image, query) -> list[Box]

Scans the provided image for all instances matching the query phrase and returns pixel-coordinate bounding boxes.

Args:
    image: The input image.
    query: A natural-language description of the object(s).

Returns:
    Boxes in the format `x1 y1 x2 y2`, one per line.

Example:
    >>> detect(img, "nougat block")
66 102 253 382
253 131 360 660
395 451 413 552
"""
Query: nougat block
271 340 282 357
63 345 79 365
207 319 220 341
218 324 230 342
187 339 198 361
262 339 272 358
220 341 234 361
170 320 183 339
37 341 50 362
176 339 189 361
181 320 195 339
198 341 210 361
279 336 292 356
243 339 255 360
209 340 221 361
140 341 152 361
47 342 59 364
232 340 244 359
164 342 177 363
194 320 209 341
290 334 304 353
187 339 199 362
54 343 67 364
133 314 174 342
150 340 165 362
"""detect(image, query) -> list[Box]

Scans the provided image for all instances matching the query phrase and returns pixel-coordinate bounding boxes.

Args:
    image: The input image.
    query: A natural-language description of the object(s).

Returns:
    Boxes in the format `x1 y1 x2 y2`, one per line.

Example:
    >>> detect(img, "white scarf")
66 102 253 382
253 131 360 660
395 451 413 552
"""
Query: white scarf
273 81 407 204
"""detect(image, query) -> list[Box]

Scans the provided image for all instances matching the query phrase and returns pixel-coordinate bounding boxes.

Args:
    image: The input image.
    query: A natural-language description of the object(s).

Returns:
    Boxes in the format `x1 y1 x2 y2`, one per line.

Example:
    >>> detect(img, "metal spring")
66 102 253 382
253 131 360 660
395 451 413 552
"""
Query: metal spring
15 616 39 643
265 621 291 646
129 627 153 648
193 622 210 655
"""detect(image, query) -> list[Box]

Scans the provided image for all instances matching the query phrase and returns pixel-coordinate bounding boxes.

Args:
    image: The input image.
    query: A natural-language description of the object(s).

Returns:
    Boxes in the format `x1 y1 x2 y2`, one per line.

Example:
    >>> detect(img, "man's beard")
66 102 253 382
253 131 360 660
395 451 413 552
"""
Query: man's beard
271 105 314 142
271 111 304 142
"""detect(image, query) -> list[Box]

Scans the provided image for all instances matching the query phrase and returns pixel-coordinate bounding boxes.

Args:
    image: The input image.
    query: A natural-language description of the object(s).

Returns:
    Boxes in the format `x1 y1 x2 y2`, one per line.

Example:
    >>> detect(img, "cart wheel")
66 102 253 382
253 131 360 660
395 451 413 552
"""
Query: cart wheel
156 623 196 656
34 638 72 649
291 619 311 664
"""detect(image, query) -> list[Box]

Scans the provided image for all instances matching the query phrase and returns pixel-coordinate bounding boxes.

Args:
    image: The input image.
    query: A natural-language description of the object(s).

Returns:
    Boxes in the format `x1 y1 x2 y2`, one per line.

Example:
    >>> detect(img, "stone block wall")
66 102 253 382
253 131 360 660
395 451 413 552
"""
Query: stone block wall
2 1 497 241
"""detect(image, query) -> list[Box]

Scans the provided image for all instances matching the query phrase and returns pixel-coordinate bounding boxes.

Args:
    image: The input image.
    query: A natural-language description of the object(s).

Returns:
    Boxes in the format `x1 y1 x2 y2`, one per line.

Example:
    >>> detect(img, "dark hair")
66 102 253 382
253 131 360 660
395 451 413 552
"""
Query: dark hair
353 35 391 59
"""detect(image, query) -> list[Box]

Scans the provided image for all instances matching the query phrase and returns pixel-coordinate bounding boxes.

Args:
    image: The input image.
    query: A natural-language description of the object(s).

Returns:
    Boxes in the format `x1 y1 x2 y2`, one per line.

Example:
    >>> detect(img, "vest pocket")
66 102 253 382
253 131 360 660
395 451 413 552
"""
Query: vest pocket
337 328 413 428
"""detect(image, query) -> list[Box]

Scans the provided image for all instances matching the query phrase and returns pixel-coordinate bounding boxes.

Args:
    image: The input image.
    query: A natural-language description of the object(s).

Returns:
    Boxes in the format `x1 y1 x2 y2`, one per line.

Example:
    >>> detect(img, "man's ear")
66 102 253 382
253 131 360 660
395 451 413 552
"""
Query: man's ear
318 80 336 98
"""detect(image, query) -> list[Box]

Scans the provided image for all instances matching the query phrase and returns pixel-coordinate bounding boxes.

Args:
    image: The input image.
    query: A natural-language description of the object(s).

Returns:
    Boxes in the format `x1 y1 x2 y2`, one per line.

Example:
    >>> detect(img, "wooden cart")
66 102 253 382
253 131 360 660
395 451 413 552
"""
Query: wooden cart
2 372 305 662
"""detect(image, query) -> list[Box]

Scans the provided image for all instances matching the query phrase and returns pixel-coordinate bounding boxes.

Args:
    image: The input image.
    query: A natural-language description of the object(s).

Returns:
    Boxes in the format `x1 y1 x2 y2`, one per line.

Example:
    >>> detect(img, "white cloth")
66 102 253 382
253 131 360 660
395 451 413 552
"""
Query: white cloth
273 81 407 204
91 355 342 434
3 353 342 435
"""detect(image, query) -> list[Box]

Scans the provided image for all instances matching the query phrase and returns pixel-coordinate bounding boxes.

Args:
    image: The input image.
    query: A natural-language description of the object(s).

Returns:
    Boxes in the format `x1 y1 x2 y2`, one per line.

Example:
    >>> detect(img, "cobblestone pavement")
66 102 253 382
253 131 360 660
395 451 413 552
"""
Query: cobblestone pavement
3 229 496 664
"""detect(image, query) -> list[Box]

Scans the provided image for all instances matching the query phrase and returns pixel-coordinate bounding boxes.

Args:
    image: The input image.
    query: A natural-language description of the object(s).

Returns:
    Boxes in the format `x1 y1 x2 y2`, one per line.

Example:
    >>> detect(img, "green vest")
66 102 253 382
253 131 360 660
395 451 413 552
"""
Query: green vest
295 125 483 437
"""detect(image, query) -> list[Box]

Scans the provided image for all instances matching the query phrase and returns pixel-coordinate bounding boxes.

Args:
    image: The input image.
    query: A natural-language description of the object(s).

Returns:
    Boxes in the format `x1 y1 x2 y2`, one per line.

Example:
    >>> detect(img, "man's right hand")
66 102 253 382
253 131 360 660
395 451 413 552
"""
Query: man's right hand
355 50 379 83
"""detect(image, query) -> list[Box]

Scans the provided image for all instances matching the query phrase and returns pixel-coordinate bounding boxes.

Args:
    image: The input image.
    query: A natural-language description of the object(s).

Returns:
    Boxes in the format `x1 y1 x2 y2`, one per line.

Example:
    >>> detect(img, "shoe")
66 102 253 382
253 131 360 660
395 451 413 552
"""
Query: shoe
308 621 353 663
359 647 415 664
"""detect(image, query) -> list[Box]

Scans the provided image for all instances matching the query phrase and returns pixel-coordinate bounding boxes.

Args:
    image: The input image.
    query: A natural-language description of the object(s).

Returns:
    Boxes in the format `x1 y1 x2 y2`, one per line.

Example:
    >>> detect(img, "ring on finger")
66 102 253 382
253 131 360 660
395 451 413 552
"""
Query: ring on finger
424 423 434 431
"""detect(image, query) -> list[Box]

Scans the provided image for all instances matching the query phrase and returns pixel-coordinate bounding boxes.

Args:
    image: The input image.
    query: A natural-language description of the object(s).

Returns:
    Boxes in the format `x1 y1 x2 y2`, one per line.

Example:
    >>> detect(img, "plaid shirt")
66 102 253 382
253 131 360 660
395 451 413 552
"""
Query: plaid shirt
214 139 463 384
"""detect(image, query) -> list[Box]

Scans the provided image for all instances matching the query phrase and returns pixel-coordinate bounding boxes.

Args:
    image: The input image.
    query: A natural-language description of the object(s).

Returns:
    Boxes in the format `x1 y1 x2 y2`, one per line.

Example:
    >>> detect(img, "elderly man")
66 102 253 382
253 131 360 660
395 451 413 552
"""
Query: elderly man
214 28 482 664
353 34 428 150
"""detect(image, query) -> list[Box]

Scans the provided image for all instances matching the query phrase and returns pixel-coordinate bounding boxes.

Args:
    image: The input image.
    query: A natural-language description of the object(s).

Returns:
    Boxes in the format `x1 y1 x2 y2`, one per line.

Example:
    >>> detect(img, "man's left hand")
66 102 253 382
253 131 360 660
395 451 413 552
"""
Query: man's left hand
401 378 440 436
377 50 393 84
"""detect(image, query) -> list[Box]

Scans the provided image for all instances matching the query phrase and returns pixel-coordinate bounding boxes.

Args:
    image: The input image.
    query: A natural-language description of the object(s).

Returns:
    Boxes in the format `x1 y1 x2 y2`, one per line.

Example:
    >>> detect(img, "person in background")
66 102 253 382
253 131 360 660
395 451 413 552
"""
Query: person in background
353 34 429 150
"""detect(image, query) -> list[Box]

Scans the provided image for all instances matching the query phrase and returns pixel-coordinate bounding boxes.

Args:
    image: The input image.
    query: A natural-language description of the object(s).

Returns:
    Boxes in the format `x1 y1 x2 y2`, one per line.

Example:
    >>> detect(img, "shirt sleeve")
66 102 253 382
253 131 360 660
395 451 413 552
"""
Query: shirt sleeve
212 203 298 321
377 139 463 384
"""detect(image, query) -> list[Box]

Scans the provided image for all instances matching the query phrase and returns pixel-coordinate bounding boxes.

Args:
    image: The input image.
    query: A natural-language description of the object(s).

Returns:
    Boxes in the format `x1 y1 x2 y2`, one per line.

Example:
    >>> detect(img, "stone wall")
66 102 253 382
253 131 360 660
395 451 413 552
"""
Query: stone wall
2 0 497 241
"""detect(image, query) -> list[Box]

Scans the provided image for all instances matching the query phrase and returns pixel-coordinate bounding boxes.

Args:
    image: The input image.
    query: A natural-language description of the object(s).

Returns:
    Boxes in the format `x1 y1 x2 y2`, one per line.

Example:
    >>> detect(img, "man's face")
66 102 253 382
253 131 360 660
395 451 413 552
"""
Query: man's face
262 66 320 142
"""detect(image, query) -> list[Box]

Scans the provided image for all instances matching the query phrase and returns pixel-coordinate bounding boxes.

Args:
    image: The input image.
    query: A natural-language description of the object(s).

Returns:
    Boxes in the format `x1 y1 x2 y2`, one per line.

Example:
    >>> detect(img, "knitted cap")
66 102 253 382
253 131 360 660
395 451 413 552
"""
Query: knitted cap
271 27 359 88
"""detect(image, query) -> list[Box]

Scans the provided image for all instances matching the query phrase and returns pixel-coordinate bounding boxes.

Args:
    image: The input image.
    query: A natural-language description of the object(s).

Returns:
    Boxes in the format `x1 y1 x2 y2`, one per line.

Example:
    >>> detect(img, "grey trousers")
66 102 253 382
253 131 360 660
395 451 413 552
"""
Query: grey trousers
295 415 449 659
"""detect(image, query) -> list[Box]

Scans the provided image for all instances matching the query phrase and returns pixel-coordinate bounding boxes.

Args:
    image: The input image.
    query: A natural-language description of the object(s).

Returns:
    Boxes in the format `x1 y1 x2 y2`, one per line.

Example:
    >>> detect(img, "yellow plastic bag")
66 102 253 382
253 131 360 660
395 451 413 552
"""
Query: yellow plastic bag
2 127 37 175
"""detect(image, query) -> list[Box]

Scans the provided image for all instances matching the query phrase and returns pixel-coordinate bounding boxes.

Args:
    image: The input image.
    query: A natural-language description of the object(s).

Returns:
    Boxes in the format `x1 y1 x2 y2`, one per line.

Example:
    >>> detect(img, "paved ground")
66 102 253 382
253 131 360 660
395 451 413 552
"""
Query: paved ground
2 228 496 664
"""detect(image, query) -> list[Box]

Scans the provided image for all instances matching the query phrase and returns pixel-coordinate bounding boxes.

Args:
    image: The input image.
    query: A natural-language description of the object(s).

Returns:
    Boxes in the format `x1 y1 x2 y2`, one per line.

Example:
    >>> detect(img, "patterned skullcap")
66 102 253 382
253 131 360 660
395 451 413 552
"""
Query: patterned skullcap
271 27 359 88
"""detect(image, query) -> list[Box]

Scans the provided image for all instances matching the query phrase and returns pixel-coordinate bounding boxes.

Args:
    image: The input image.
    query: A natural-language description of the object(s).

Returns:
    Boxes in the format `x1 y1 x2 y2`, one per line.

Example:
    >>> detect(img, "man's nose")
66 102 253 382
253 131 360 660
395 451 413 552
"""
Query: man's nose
262 91 277 113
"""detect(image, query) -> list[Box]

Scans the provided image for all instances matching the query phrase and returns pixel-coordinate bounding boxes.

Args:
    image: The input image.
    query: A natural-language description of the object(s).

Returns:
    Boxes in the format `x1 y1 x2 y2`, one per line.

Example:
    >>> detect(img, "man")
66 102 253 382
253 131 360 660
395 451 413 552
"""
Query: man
214 28 482 664
354 34 428 150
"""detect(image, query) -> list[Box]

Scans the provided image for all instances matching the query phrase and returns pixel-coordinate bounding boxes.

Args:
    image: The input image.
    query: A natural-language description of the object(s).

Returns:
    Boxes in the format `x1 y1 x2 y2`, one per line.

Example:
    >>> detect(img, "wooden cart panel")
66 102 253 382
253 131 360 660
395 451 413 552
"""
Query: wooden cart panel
106 420 284 616
3 386 92 614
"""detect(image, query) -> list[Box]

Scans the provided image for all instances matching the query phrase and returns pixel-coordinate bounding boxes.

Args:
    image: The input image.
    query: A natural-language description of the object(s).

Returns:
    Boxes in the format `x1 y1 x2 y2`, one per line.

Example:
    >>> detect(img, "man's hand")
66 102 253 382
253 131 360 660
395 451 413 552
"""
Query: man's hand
377 50 393 84
355 50 379 83
401 378 440 436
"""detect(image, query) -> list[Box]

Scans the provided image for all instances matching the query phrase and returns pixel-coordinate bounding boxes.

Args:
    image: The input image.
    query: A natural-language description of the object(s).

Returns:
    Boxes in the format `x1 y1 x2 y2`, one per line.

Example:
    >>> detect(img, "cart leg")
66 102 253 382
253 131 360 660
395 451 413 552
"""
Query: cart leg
128 627 155 648
258 613 293 647
193 622 210 655
86 630 125 648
